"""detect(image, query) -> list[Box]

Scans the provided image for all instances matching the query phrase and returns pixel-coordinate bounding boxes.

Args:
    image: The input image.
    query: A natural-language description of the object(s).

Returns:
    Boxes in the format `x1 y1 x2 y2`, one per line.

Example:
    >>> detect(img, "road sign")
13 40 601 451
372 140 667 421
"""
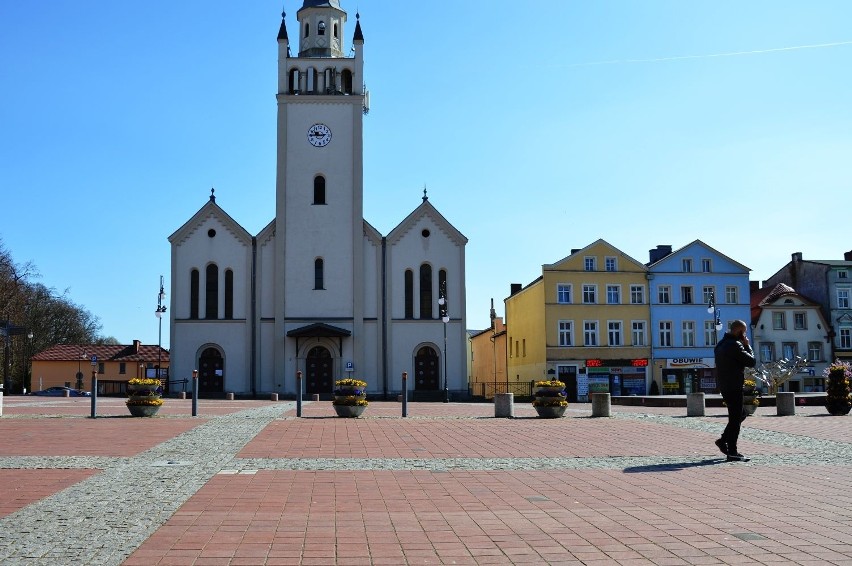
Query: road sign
345 361 354 372
91 355 98 366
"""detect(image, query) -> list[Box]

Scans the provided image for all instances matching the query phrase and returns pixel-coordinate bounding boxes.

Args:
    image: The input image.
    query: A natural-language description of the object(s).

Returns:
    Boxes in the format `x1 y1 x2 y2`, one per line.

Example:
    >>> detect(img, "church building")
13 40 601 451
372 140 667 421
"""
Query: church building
168 1 468 399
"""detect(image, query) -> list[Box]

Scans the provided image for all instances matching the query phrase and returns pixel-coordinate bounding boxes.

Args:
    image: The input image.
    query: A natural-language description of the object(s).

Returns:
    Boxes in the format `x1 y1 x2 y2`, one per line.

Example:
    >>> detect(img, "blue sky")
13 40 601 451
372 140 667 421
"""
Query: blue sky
1 1 850 349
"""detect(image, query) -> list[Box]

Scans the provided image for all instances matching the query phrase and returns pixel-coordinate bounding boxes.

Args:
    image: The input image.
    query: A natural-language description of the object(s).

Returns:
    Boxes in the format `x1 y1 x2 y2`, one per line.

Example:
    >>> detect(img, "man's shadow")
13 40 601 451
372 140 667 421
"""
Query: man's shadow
623 458 725 473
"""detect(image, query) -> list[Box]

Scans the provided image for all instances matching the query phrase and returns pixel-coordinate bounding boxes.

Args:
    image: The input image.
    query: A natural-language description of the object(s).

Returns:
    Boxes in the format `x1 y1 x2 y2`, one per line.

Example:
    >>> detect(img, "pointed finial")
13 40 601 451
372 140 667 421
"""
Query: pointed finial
210 187 216 202
422 185 428 202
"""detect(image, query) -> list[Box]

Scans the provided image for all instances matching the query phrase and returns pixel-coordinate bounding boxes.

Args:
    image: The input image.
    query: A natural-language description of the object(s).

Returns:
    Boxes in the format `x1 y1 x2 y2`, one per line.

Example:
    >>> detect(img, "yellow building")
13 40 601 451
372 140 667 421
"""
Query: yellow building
469 311 508 399
505 239 652 400
31 340 170 395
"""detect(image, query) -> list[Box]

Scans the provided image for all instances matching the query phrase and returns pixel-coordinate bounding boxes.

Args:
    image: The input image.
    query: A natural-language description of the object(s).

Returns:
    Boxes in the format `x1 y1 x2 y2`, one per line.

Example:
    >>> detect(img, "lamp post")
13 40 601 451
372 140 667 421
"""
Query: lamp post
2 320 31 393
707 292 723 334
155 275 167 387
438 281 449 403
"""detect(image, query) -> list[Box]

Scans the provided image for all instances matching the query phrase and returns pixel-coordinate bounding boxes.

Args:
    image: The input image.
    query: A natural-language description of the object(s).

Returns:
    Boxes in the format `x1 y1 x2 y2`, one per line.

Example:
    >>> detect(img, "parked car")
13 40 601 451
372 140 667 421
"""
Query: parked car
32 387 91 397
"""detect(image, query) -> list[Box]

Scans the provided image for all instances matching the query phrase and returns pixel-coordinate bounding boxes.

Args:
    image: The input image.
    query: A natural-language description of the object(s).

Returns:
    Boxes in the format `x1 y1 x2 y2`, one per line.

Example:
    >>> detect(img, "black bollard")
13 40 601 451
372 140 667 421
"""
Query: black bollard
90 369 98 418
191 369 198 417
296 370 303 417
402 371 408 418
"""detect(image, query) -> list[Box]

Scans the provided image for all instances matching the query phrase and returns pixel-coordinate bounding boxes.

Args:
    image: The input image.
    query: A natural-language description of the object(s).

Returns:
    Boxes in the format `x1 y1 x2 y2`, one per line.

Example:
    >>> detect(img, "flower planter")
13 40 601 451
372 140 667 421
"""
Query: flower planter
333 404 367 418
127 404 161 417
824 365 851 416
742 394 759 416
533 385 565 397
534 405 567 419
826 401 851 416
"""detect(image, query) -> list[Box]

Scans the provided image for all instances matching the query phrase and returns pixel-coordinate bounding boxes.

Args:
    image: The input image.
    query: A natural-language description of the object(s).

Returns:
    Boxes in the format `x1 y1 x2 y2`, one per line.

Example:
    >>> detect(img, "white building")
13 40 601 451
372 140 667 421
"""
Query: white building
168 1 467 399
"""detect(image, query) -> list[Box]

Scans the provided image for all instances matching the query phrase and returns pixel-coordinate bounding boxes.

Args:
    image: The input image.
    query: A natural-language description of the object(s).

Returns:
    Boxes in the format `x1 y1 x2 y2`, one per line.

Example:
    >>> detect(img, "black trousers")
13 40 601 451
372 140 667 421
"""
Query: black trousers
720 388 746 451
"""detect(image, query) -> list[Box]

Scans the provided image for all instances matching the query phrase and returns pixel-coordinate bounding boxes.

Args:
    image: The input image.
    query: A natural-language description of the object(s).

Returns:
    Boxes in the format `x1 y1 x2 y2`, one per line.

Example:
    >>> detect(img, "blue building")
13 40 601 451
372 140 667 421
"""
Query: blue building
647 241 751 394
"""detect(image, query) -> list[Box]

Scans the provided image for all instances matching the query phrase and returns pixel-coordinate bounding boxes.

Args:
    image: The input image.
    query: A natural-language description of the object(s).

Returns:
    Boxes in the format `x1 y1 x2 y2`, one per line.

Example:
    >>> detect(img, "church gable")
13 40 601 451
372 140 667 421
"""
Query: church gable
168 194 253 248
385 198 467 248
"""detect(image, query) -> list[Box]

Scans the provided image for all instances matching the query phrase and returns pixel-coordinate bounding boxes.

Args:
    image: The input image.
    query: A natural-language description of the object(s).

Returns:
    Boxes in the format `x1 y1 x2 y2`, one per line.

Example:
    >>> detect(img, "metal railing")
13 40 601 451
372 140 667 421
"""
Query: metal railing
473 381 533 400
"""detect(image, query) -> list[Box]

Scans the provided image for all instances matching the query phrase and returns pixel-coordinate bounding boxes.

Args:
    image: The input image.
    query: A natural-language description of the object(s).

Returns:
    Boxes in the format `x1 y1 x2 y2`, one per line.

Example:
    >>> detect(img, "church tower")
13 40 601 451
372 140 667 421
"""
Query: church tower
273 1 369 392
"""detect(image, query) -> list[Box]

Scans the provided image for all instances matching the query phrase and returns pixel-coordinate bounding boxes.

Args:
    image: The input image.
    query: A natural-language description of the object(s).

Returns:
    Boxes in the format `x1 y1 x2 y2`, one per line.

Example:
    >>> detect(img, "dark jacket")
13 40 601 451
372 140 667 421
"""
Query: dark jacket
714 332 757 393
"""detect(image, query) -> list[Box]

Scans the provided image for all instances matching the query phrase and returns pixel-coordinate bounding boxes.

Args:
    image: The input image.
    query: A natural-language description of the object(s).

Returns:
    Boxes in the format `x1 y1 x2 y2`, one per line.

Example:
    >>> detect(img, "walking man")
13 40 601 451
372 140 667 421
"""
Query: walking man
714 319 756 462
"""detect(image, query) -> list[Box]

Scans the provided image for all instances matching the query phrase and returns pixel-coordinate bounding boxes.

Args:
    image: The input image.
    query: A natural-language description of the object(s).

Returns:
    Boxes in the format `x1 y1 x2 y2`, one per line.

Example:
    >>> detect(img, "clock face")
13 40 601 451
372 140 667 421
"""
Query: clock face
307 123 332 147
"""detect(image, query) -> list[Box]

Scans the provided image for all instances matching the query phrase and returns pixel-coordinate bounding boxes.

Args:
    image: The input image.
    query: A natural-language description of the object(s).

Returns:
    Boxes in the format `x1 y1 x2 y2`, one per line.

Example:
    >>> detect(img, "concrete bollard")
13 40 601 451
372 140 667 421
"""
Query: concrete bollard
226 392 234 401
494 392 514 418
777 392 796 416
591 393 611 417
0 391 3 417
64 390 70 397
270 393 279 402
178 391 187 400
397 395 403 402
311 394 320 402
686 392 706 417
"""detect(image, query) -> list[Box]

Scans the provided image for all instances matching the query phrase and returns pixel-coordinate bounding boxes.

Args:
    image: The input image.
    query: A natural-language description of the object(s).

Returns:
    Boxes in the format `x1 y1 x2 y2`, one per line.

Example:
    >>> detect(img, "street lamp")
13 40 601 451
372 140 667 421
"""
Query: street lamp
2 320 31 393
707 292 723 332
438 281 449 403
155 275 167 387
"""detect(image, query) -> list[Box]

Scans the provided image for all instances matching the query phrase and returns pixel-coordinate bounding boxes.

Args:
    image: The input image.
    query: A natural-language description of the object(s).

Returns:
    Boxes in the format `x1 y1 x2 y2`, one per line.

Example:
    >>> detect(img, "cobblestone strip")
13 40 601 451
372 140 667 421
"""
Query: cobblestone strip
0 403 292 566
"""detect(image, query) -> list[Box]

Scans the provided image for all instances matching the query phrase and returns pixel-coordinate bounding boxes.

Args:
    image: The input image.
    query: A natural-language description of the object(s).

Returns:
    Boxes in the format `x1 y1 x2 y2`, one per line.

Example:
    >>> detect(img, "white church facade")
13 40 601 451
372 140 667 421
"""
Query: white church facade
168 1 468 399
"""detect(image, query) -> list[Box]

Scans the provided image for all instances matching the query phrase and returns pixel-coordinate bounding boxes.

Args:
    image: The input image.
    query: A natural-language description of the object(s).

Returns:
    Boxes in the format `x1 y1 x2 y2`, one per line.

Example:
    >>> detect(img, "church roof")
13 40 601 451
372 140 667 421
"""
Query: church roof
277 11 288 41
385 197 468 247
353 16 364 42
168 190 253 247
286 322 351 338
300 1 342 10
33 343 169 363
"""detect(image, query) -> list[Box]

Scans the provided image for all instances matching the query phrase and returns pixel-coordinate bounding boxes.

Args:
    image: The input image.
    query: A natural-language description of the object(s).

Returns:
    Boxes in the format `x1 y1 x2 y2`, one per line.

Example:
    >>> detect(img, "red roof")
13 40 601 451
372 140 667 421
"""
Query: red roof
32 343 169 363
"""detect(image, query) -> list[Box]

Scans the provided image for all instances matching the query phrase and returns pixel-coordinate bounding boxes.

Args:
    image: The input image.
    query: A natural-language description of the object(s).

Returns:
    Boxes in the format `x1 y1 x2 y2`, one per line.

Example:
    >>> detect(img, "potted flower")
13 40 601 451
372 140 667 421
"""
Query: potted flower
332 378 368 417
824 360 851 416
742 379 760 416
126 377 164 417
532 380 567 418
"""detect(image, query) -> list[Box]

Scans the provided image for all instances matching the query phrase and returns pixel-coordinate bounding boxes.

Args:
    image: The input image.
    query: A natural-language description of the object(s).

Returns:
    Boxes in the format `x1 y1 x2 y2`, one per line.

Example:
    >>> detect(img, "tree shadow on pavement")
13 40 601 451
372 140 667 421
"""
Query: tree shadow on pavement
623 458 725 473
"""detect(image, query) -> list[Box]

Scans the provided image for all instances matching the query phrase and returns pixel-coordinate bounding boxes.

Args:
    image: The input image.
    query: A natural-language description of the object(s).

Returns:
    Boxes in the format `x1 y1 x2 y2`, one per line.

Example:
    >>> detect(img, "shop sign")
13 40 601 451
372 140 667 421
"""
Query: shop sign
666 357 714 369
588 375 609 393
577 373 589 397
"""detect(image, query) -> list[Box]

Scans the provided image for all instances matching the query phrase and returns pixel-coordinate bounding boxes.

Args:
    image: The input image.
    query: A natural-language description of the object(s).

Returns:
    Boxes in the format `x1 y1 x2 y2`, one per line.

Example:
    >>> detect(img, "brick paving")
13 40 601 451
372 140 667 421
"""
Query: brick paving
0 395 850 565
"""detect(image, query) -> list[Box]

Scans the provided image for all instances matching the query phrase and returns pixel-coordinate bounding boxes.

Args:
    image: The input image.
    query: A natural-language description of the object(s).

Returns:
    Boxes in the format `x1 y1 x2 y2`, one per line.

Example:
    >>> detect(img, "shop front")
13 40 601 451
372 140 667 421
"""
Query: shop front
661 357 716 394
578 358 649 401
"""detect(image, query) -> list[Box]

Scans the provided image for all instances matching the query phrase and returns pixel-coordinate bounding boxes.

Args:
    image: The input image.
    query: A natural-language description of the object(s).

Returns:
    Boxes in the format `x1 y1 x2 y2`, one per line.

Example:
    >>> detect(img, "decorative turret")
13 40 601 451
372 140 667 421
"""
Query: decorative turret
297 0 347 58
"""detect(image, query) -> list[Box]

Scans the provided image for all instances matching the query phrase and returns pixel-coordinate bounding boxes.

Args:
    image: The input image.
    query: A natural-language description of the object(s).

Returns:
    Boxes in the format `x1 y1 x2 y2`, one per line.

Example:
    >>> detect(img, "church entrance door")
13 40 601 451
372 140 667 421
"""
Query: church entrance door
198 347 224 393
414 346 439 391
306 346 333 396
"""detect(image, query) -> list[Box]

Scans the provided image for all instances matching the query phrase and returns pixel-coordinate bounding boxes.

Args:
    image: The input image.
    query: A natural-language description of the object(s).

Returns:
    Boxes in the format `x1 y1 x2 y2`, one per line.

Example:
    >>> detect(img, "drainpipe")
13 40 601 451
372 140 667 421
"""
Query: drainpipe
381 237 388 399
251 236 257 398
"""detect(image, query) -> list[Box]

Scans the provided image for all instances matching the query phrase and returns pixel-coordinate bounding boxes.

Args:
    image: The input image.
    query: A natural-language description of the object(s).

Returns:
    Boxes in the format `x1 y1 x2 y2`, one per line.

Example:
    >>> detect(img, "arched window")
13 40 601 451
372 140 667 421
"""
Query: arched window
341 69 353 94
313 175 326 204
224 269 234 319
289 68 300 94
190 269 199 319
314 258 324 290
404 269 414 319
333 23 339 38
304 23 309 37
205 264 218 319
317 21 326 36
306 67 316 93
419 264 432 319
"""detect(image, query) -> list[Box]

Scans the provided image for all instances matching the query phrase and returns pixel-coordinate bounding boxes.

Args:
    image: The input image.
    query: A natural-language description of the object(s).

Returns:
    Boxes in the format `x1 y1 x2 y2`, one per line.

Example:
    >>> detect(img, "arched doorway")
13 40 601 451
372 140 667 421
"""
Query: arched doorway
198 347 224 393
414 346 439 391
306 346 332 395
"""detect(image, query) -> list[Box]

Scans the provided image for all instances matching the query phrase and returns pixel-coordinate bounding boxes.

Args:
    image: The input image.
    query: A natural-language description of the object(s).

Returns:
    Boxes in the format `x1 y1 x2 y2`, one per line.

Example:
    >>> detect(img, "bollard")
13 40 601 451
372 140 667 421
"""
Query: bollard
296 370 303 417
686 392 705 417
179 391 186 400
226 392 234 401
191 369 198 417
402 372 408 418
777 392 796 416
270 392 279 402
0 390 3 417
494 392 514 418
90 369 98 418
591 393 611 417
64 389 70 397
311 394 320 402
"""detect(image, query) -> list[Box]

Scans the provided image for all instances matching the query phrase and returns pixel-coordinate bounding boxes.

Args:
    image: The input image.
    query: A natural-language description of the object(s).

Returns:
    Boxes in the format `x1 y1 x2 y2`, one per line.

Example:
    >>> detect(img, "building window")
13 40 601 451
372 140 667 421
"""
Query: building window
608 321 622 346
439 269 448 316
772 312 786 330
317 21 326 35
682 321 696 347
606 285 620 304
702 286 714 305
841 328 852 349
584 257 596 271
582 285 597 304
630 285 644 304
659 321 672 347
420 264 432 319
782 342 797 360
605 257 617 272
658 286 671 304
557 284 572 304
632 321 646 346
725 286 738 304
558 320 573 347
838 289 850 309
583 321 598 346
760 342 775 362
522 338 526 357
704 321 718 346
701 258 712 272
404 269 414 319
682 259 692 272
794 312 807 330
681 286 693 304
839 270 849 279
190 269 199 319
205 264 218 319
313 175 326 204
314 258 324 290
808 342 823 362
304 23 309 37
119 363 126 375
224 269 234 319
334 23 339 38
